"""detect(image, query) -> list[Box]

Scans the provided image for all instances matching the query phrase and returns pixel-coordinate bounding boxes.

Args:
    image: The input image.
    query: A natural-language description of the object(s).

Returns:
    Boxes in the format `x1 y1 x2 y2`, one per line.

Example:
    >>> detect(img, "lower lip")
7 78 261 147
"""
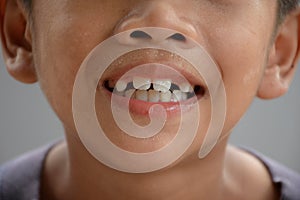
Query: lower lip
102 88 199 117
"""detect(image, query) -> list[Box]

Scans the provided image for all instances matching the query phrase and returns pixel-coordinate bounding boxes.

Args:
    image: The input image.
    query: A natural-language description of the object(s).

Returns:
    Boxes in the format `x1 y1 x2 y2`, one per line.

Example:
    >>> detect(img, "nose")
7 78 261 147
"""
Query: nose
114 1 198 42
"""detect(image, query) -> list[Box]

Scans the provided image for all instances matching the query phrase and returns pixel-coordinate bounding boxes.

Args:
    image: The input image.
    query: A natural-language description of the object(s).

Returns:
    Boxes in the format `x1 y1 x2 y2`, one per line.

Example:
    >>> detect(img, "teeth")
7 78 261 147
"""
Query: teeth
173 90 183 102
133 77 151 90
181 92 188 101
115 80 127 92
113 91 125 97
125 89 136 98
148 90 160 102
160 91 172 102
136 90 148 101
153 79 171 92
179 83 193 93
108 77 195 102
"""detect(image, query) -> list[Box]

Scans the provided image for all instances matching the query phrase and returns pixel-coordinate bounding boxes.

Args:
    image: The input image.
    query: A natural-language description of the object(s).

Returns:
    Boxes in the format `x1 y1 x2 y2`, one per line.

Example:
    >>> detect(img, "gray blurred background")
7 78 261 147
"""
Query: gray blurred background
0 53 299 172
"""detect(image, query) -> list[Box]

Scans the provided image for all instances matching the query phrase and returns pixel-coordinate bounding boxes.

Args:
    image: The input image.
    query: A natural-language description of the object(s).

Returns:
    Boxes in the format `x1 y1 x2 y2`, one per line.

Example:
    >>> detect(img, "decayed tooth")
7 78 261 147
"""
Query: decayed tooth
136 90 148 101
153 79 171 92
125 89 136 98
173 90 182 102
179 83 193 93
148 90 160 102
133 77 151 90
115 80 127 92
160 91 171 102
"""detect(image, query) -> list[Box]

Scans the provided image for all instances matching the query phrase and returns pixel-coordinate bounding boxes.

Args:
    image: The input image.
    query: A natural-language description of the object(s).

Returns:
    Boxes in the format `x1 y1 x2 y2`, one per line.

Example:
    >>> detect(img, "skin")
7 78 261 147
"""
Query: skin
1 0 300 199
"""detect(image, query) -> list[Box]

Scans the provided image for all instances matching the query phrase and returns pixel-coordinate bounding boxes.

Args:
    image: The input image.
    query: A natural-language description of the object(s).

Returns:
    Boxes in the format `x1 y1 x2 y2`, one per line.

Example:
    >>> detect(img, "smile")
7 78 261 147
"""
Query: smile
99 49 207 115
104 77 205 103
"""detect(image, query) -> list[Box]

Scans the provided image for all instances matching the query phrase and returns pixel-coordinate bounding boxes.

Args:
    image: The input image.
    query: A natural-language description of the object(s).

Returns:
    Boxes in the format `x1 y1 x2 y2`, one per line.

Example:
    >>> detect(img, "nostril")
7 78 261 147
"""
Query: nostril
168 33 186 42
130 30 152 39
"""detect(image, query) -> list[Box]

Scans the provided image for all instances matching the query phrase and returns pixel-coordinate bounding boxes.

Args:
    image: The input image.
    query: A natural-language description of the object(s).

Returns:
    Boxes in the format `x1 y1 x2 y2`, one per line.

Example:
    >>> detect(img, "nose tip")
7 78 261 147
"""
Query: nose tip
113 2 198 41
116 28 196 50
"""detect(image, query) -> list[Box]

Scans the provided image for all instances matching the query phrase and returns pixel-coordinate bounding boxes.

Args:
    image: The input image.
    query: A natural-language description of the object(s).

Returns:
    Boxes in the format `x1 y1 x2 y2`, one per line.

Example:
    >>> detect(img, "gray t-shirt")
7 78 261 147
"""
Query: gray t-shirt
0 143 299 200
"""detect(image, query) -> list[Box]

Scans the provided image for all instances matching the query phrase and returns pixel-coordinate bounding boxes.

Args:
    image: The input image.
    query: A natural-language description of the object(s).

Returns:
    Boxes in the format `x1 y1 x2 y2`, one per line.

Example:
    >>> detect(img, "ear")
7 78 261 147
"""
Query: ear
0 0 37 83
257 8 300 99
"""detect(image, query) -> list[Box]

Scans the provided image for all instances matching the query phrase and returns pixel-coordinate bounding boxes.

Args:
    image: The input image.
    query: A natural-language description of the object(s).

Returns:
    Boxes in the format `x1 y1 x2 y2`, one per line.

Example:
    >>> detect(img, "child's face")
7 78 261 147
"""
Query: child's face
31 1 277 154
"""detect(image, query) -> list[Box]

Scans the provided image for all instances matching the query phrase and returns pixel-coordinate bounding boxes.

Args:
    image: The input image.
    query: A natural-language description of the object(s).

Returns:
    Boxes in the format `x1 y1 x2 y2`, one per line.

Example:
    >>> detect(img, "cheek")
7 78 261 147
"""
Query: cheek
32 11 117 130
201 14 273 134
222 56 265 132
211 30 269 134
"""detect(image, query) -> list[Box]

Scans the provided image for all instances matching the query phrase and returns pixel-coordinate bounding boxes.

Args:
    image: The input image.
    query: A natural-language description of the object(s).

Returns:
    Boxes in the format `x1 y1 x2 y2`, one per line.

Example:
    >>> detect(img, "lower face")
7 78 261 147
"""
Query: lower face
31 0 276 159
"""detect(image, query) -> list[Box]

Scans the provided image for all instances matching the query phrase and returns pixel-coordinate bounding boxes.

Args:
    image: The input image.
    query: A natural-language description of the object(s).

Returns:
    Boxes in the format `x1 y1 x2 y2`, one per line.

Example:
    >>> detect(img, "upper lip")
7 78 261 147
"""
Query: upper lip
100 49 207 91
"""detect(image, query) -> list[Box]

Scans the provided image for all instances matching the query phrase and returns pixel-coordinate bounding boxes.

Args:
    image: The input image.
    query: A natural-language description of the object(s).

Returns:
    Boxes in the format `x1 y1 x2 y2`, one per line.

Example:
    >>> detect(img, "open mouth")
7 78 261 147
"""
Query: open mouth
98 49 208 115
103 77 205 103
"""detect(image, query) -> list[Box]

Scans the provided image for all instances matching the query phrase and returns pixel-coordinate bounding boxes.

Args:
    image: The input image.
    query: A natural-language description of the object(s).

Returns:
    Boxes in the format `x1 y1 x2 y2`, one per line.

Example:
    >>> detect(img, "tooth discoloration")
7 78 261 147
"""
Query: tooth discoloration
148 90 160 102
136 90 148 101
160 91 172 102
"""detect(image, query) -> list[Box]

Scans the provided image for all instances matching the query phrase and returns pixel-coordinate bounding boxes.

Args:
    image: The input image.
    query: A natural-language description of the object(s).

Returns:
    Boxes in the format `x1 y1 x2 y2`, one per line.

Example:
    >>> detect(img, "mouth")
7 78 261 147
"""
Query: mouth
99 49 207 115
103 77 205 103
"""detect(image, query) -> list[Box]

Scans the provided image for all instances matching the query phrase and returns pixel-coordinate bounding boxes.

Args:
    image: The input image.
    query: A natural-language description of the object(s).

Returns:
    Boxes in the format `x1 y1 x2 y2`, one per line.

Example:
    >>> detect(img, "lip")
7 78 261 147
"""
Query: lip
98 49 206 116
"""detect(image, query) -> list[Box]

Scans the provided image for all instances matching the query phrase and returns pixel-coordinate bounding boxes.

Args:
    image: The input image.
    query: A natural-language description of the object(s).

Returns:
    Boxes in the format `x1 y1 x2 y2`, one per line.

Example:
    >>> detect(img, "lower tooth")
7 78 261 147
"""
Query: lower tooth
136 90 148 101
113 91 125 97
160 91 171 102
173 90 182 102
125 89 136 98
148 90 160 102
182 92 188 101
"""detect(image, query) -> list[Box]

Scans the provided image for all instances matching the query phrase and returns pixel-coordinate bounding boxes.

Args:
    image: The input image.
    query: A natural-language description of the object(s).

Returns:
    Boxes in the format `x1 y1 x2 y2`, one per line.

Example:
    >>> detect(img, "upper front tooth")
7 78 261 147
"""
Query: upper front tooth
133 77 151 90
116 80 127 92
153 79 171 92
179 83 193 93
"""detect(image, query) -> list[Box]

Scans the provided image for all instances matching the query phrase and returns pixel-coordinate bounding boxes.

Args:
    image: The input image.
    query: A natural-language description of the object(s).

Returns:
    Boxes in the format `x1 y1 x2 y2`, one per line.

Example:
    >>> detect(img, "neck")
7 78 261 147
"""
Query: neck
42 130 232 200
